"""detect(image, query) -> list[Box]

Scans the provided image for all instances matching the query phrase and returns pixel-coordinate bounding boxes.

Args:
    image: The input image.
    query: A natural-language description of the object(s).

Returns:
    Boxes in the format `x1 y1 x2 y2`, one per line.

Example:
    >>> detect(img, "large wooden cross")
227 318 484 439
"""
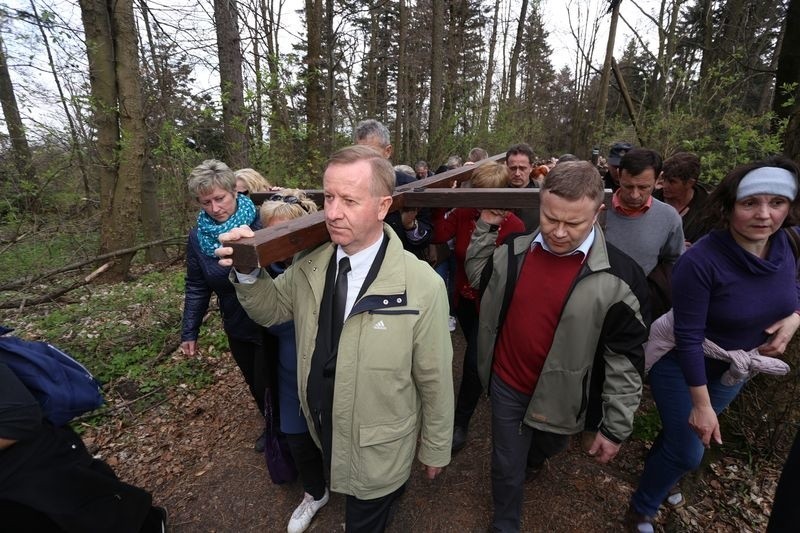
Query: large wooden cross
230 153 609 270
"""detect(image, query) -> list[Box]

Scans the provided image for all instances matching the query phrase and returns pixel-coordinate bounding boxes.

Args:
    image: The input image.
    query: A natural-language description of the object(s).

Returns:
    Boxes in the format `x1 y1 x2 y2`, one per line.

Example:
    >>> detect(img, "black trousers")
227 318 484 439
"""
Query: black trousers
285 432 327 500
227 336 268 415
454 297 482 430
345 483 406 533
0 424 155 533
768 428 800 532
490 374 570 532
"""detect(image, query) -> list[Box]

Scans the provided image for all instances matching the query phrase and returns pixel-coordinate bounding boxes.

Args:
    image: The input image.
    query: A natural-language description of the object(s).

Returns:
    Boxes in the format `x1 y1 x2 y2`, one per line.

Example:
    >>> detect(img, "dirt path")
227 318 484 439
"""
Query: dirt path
85 332 775 532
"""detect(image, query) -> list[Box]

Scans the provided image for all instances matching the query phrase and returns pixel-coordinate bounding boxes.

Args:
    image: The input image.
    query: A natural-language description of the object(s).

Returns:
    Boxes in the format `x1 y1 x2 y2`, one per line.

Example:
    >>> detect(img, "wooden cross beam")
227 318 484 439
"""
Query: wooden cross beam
229 153 610 270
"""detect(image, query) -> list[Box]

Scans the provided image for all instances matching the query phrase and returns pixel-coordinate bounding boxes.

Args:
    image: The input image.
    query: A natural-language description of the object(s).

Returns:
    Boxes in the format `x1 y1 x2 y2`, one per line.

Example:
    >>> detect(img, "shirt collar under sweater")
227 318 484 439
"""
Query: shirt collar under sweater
532 227 595 263
612 189 652 217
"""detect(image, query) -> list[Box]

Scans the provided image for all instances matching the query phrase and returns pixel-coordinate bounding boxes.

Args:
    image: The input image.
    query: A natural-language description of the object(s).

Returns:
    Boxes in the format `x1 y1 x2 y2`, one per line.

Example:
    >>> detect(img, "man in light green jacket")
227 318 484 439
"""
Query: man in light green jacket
217 145 453 532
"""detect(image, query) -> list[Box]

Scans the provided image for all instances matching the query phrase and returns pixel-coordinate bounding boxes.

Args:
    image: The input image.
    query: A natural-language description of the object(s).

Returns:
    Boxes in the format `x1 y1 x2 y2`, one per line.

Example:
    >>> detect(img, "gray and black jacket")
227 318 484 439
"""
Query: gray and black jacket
465 219 648 443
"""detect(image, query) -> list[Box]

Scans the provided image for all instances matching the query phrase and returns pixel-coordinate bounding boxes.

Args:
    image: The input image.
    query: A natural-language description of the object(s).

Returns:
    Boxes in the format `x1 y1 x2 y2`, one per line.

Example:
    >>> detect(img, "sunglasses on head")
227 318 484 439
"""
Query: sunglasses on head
270 194 310 212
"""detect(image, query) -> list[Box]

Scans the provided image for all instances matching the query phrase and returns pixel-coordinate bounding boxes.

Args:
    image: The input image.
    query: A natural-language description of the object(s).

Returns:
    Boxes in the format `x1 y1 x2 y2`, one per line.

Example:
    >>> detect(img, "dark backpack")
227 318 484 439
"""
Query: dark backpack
0 326 104 426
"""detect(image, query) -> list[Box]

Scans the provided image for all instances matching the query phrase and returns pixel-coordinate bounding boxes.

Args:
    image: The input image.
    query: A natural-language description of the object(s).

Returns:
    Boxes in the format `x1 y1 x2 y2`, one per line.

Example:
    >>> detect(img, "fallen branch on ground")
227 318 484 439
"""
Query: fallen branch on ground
0 235 186 292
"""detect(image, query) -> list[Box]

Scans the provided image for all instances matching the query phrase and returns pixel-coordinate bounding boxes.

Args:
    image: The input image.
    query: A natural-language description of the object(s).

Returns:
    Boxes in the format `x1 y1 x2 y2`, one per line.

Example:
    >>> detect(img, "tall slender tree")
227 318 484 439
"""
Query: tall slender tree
214 0 248 168
776 0 800 161
0 34 35 192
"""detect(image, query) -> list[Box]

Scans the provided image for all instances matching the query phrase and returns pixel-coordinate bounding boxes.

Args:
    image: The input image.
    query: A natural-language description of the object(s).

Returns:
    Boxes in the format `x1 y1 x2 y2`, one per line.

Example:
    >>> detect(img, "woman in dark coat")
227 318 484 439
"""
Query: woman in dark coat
180 159 268 450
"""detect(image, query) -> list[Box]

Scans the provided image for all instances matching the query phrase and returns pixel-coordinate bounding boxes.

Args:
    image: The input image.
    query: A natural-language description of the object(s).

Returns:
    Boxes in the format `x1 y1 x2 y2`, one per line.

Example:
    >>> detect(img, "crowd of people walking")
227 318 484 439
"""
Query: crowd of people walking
3 117 798 533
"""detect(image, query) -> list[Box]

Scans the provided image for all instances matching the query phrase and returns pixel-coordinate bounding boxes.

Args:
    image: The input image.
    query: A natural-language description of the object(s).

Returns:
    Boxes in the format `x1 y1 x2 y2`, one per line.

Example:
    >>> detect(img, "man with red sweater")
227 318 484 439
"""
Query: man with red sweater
465 161 649 532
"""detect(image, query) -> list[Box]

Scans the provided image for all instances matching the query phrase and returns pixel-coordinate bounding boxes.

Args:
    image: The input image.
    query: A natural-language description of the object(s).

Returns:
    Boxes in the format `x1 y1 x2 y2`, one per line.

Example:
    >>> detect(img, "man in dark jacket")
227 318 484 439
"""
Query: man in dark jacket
653 151 711 246
603 141 633 191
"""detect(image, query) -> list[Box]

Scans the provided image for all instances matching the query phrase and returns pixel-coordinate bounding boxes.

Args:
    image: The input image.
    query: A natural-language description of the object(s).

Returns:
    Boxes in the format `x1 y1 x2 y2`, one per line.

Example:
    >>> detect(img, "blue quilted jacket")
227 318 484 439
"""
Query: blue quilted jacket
181 221 263 344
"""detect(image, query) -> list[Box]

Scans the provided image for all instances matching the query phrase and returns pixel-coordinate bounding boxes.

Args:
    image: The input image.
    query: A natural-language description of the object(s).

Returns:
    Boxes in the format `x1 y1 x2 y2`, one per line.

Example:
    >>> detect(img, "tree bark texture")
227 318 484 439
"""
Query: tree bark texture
427 0 444 161
506 0 528 106
214 0 249 169
777 0 800 161
595 0 620 137
304 0 323 166
0 35 35 189
479 0 500 137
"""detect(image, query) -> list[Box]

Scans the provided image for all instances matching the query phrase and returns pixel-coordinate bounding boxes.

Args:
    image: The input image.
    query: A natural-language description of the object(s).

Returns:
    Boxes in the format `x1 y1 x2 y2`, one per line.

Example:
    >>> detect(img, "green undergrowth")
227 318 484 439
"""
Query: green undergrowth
0 267 231 426
0 219 101 285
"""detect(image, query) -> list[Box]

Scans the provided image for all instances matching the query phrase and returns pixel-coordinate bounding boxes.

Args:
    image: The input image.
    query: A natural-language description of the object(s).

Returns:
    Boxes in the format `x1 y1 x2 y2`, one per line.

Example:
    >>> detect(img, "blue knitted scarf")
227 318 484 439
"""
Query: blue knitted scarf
195 193 257 257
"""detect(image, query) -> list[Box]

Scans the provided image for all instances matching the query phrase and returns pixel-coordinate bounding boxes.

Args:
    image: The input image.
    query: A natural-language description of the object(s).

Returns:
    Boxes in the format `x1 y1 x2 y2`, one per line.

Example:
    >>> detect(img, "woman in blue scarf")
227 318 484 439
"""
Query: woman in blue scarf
180 159 268 451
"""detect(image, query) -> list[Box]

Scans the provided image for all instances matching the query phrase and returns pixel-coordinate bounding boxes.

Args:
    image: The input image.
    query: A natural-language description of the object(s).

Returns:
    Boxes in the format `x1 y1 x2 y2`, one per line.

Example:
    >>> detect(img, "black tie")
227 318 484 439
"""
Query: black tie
331 256 351 347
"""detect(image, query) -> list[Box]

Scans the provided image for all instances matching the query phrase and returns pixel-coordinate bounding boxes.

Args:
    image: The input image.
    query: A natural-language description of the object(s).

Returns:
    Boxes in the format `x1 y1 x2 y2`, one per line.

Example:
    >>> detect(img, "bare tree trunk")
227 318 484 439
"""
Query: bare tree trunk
507 0 528 106
698 0 714 80
612 57 644 145
758 23 783 115
79 0 121 252
109 0 147 275
776 0 800 161
479 0 500 136
364 0 379 118
261 0 291 161
0 34 35 190
394 0 407 162
140 162 167 262
325 0 336 157
304 0 324 168
251 18 264 147
595 0 621 135
136 0 167 263
214 0 249 169
80 0 146 280
428 0 445 160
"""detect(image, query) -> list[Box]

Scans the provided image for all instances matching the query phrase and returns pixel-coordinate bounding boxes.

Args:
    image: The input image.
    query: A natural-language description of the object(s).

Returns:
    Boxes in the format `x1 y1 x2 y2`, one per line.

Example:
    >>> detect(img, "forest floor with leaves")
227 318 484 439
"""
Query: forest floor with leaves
80 328 783 533
0 261 787 533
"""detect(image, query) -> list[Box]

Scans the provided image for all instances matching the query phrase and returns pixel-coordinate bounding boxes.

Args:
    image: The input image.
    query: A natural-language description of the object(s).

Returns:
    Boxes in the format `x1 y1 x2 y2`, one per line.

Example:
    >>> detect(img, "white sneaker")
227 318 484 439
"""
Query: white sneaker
287 489 329 533
448 316 457 332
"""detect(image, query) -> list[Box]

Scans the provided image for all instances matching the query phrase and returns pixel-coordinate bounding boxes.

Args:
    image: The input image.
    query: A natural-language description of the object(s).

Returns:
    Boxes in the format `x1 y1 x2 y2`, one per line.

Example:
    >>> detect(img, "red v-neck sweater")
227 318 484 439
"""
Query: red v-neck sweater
493 245 584 395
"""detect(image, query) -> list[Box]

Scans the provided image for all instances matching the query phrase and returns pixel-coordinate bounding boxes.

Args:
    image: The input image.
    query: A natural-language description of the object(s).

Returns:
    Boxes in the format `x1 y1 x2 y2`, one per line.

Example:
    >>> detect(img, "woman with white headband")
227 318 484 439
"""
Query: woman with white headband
626 156 800 532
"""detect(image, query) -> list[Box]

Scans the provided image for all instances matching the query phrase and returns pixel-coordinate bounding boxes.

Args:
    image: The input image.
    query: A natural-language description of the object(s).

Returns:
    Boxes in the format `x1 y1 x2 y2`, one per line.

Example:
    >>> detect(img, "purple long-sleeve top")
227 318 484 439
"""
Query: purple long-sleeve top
670 228 800 386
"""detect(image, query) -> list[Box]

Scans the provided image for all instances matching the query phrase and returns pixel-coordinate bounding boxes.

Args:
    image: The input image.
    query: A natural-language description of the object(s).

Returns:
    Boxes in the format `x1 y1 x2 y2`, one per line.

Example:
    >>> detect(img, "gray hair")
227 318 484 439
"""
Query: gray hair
188 159 236 198
446 155 463 169
354 119 391 147
394 164 415 178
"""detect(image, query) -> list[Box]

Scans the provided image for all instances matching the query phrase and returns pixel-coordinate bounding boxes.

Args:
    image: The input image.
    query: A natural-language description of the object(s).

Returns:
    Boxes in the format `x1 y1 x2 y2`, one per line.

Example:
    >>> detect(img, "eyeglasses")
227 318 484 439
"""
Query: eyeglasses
269 194 310 212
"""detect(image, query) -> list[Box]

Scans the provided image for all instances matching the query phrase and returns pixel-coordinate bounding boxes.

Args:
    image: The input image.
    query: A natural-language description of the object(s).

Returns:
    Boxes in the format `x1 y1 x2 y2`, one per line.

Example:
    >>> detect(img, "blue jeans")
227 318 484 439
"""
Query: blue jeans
434 255 456 314
630 356 744 516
